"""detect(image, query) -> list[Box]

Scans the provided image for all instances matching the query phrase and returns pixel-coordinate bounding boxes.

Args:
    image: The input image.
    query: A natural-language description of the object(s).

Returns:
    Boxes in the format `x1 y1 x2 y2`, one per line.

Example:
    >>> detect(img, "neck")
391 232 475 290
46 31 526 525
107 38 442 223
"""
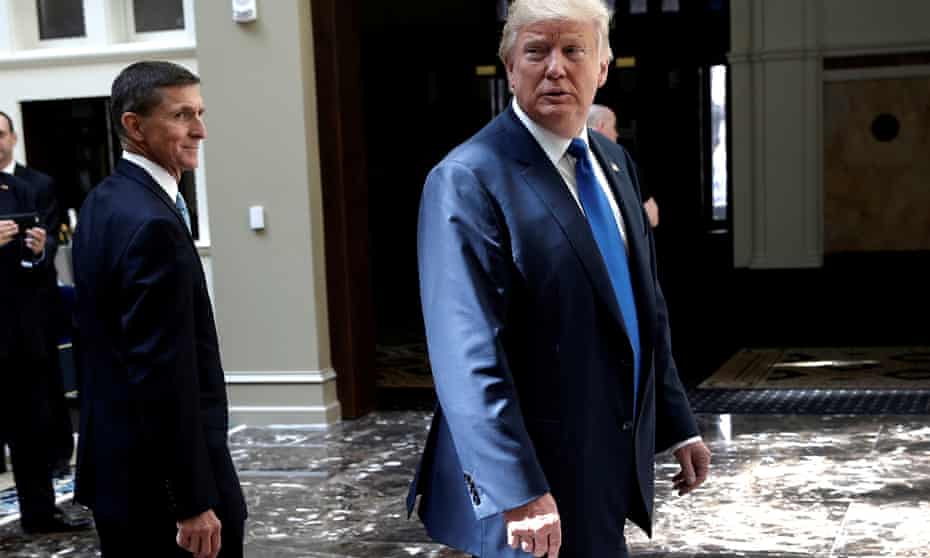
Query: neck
124 145 180 182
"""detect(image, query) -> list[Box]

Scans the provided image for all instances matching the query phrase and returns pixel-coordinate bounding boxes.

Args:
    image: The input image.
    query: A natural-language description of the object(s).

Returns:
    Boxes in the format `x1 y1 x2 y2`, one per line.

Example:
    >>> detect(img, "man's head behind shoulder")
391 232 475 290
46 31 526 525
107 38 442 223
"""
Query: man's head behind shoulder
587 104 618 143
0 110 17 171
500 0 614 139
111 61 206 181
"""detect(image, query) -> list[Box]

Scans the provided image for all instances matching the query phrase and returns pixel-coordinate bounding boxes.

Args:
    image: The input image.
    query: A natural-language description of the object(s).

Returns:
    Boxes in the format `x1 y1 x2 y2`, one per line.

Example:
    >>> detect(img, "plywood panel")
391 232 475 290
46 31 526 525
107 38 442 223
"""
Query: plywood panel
823 77 930 252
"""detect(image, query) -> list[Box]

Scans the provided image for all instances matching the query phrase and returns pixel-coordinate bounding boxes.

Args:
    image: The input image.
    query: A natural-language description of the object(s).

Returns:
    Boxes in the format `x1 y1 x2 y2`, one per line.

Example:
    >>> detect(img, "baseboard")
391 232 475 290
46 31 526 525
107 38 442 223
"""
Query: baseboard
224 369 342 426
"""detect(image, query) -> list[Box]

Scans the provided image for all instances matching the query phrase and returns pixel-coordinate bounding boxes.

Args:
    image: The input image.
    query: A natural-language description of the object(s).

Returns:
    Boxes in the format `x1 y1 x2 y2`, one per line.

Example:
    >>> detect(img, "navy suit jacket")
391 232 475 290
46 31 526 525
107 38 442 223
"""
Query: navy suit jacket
0 172 49 362
72 160 246 524
14 163 60 277
408 107 698 557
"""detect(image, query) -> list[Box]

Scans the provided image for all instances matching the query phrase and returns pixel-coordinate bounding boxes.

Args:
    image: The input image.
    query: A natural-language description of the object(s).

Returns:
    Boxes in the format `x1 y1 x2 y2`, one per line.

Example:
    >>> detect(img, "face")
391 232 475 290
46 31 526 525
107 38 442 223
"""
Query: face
506 19 609 138
124 84 206 180
595 110 618 142
0 116 16 169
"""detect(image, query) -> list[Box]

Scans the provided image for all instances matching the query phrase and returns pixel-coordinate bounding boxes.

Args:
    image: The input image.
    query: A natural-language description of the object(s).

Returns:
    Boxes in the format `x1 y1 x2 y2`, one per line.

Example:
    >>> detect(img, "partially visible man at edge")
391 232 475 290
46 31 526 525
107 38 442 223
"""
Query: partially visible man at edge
0 110 75 478
587 104 660 229
73 61 246 558
407 0 711 556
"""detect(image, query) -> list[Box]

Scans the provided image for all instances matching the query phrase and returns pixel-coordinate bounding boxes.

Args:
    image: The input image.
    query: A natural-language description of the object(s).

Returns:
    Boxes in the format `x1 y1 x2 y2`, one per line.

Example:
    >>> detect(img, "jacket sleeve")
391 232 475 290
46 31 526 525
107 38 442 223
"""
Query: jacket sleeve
418 160 549 520
119 217 217 520
34 175 60 263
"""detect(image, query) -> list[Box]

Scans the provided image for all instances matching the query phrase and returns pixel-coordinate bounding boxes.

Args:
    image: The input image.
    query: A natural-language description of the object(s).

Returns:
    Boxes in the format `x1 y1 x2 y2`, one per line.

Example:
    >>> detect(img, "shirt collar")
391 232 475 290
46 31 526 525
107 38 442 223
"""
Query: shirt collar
511 99 592 165
1 160 15 175
122 151 179 202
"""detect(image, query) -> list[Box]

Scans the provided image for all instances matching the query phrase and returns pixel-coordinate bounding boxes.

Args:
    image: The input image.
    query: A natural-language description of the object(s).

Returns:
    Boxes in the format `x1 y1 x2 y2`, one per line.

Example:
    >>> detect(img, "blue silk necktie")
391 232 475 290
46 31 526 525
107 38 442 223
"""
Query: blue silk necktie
175 192 192 232
567 138 641 406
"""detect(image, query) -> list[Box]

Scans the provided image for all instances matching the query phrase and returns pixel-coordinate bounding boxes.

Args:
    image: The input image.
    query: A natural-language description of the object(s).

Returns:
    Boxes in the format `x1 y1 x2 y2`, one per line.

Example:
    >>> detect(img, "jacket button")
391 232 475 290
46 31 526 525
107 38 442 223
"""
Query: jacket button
621 420 633 431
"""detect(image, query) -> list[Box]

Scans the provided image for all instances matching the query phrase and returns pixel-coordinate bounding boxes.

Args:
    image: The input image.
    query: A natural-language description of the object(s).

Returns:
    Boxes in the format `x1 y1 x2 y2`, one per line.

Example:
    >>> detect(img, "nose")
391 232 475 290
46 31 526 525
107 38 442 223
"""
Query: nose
190 114 207 139
545 51 567 79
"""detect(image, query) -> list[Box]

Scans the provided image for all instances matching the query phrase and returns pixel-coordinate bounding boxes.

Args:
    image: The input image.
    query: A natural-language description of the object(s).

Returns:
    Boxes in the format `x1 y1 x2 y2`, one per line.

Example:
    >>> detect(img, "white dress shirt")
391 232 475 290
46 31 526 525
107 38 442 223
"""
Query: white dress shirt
511 100 629 248
512 100 701 455
122 151 179 203
2 160 15 175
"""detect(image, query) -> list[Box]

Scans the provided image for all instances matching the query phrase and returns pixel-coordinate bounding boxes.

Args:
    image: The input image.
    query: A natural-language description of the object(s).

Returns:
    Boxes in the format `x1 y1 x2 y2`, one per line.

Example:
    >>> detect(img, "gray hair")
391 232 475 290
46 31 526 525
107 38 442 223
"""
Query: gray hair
499 0 614 65
587 104 613 128
111 61 200 145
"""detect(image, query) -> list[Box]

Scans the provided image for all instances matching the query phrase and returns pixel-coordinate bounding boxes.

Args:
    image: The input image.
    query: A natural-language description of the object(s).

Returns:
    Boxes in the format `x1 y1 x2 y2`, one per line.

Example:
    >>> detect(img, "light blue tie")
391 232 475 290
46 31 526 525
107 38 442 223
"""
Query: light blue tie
175 192 192 232
566 138 641 407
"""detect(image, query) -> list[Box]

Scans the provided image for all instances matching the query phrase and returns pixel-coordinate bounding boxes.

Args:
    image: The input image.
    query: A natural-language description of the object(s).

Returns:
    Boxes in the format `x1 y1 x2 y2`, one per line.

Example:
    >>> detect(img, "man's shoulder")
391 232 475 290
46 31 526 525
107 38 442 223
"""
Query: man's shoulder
14 164 53 187
438 112 516 172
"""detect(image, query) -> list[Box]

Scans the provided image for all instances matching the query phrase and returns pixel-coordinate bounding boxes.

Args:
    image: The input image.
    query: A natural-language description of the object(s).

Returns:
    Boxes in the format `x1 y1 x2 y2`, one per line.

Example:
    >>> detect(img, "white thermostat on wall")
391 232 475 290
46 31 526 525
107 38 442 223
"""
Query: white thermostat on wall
232 0 257 23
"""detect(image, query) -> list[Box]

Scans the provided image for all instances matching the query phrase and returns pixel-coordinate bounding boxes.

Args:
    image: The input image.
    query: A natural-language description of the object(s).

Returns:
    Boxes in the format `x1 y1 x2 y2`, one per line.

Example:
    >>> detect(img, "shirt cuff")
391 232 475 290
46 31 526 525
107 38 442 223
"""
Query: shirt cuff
663 436 703 455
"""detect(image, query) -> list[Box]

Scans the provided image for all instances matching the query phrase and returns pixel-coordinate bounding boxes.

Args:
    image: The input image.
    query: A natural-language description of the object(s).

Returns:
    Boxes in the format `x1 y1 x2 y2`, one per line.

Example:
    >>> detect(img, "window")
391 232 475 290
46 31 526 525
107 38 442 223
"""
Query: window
132 0 184 33
36 0 85 40
709 64 728 221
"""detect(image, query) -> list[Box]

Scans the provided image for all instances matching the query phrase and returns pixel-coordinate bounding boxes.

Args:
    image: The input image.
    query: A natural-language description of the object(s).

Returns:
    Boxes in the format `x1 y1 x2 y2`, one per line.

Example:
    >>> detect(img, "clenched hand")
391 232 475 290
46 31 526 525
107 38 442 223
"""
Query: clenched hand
176 509 222 558
672 440 711 496
503 492 561 557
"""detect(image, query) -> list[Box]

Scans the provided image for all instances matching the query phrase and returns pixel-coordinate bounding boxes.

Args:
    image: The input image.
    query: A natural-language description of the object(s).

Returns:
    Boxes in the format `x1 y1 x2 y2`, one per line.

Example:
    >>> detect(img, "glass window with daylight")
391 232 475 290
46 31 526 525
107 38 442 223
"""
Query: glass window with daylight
709 65 728 222
36 0 86 40
133 0 185 33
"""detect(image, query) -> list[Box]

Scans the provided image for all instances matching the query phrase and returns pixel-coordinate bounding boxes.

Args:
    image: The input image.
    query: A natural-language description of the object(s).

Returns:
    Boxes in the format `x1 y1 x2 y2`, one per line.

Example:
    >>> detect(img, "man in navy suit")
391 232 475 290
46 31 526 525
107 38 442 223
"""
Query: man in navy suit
73 61 246 558
0 110 75 478
1 172 90 534
408 1 710 556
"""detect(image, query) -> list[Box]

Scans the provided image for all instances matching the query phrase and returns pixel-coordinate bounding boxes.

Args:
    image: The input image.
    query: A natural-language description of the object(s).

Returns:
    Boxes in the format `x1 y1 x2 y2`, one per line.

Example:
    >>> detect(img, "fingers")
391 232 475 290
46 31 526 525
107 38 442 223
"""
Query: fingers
506 516 561 556
210 524 222 558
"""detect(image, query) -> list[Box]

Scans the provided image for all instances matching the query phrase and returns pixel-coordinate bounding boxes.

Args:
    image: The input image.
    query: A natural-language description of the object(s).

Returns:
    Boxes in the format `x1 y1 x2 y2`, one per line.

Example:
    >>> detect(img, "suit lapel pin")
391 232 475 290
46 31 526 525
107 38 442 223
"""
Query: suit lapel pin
610 163 620 173
0 184 8 191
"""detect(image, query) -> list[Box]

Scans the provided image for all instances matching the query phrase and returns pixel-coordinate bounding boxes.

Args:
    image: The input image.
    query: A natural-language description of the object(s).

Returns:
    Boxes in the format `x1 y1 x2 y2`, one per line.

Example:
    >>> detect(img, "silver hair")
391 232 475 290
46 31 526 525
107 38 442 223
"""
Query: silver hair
498 0 614 65
587 104 614 128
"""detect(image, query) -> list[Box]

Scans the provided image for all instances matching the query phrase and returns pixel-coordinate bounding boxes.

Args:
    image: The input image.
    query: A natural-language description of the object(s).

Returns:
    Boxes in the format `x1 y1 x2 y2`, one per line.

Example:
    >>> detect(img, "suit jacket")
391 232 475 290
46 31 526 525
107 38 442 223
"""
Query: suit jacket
14 164 60 280
72 159 246 524
408 107 698 557
0 172 48 363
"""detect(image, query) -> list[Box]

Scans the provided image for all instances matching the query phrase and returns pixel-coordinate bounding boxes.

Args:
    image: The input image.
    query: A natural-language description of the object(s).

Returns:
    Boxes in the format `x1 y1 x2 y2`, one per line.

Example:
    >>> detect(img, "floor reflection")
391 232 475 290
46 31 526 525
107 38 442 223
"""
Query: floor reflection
1 412 928 557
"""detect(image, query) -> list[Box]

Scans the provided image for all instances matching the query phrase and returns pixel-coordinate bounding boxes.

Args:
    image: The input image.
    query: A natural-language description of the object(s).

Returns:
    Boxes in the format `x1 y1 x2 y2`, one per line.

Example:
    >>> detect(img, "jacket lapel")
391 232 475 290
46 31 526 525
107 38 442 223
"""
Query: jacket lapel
116 159 191 235
589 133 659 403
501 109 629 334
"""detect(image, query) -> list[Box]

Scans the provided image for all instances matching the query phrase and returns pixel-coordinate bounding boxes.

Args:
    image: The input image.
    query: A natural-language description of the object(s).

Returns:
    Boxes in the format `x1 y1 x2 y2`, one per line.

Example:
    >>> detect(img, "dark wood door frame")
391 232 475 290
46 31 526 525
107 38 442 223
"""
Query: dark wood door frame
310 0 376 418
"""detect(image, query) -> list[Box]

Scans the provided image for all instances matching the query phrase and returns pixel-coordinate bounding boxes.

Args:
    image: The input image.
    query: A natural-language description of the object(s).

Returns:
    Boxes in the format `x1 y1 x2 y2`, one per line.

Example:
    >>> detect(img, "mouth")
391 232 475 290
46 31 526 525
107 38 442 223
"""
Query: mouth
541 90 572 102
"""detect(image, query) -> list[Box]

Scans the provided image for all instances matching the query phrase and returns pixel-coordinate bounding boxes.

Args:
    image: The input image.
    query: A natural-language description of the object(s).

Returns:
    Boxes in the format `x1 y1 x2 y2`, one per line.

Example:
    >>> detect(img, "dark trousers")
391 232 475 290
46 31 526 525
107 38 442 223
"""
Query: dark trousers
95 508 244 558
39 283 75 469
0 352 57 526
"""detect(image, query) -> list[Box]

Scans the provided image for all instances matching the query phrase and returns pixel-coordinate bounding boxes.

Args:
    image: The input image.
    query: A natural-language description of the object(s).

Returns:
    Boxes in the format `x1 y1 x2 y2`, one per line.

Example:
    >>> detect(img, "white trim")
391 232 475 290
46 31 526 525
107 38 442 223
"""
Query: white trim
225 369 338 384
823 64 930 82
229 403 340 414
0 41 195 69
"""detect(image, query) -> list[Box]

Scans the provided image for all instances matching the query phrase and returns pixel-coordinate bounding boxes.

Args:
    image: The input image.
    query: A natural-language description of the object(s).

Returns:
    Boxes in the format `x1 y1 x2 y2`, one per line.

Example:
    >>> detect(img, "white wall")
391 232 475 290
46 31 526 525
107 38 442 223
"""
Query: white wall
730 0 930 268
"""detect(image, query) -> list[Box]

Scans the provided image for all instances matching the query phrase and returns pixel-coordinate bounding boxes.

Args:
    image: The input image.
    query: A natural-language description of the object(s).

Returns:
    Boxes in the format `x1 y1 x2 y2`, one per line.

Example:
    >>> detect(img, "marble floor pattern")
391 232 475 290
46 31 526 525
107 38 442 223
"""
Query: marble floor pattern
1 412 928 557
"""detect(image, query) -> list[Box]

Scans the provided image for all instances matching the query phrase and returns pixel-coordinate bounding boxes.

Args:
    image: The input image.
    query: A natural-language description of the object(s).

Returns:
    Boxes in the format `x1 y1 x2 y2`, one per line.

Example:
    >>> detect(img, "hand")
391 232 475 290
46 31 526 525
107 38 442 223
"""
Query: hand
25 227 46 255
672 440 711 496
503 492 561 557
643 197 659 228
0 220 17 248
176 509 222 558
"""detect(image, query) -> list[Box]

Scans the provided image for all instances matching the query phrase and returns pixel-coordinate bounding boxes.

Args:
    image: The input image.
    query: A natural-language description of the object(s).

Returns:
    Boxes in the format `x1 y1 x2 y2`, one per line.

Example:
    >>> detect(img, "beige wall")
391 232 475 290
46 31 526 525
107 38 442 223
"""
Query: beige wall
730 0 930 268
194 0 340 424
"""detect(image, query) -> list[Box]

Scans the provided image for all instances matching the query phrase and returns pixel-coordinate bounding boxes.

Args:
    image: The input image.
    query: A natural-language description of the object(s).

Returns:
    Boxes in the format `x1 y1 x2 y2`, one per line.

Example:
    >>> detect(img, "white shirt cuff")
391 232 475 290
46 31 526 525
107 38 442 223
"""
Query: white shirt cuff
663 436 703 455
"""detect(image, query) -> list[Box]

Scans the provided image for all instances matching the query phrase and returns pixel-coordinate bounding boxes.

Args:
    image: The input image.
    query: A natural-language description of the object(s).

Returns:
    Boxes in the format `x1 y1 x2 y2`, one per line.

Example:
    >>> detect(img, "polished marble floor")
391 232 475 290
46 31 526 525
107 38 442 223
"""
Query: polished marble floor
1 411 929 557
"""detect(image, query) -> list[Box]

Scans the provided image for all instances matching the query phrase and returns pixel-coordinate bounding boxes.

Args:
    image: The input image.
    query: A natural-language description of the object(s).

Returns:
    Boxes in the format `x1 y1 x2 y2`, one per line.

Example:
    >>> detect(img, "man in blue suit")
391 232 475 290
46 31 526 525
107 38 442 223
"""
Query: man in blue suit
73 61 246 558
408 1 710 556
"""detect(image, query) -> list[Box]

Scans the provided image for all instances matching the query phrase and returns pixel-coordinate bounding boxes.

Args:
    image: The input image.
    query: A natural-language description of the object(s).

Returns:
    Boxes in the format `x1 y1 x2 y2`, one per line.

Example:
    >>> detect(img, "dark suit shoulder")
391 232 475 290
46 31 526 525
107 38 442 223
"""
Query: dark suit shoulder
15 164 54 188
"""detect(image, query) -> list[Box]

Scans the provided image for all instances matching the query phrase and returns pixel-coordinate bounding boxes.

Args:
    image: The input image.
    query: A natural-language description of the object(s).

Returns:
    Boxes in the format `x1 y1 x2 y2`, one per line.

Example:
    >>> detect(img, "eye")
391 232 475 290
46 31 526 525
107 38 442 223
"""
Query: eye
564 45 586 59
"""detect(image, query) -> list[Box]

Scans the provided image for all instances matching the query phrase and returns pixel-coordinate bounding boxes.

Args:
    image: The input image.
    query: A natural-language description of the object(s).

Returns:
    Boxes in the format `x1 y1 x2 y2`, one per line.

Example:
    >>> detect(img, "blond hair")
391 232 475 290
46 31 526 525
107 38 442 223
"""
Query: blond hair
499 0 614 65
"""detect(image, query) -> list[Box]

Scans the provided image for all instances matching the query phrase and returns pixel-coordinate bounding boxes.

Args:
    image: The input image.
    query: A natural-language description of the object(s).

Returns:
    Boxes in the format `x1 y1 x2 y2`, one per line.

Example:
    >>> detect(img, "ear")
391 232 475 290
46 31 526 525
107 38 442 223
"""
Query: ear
121 112 145 142
597 59 609 88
